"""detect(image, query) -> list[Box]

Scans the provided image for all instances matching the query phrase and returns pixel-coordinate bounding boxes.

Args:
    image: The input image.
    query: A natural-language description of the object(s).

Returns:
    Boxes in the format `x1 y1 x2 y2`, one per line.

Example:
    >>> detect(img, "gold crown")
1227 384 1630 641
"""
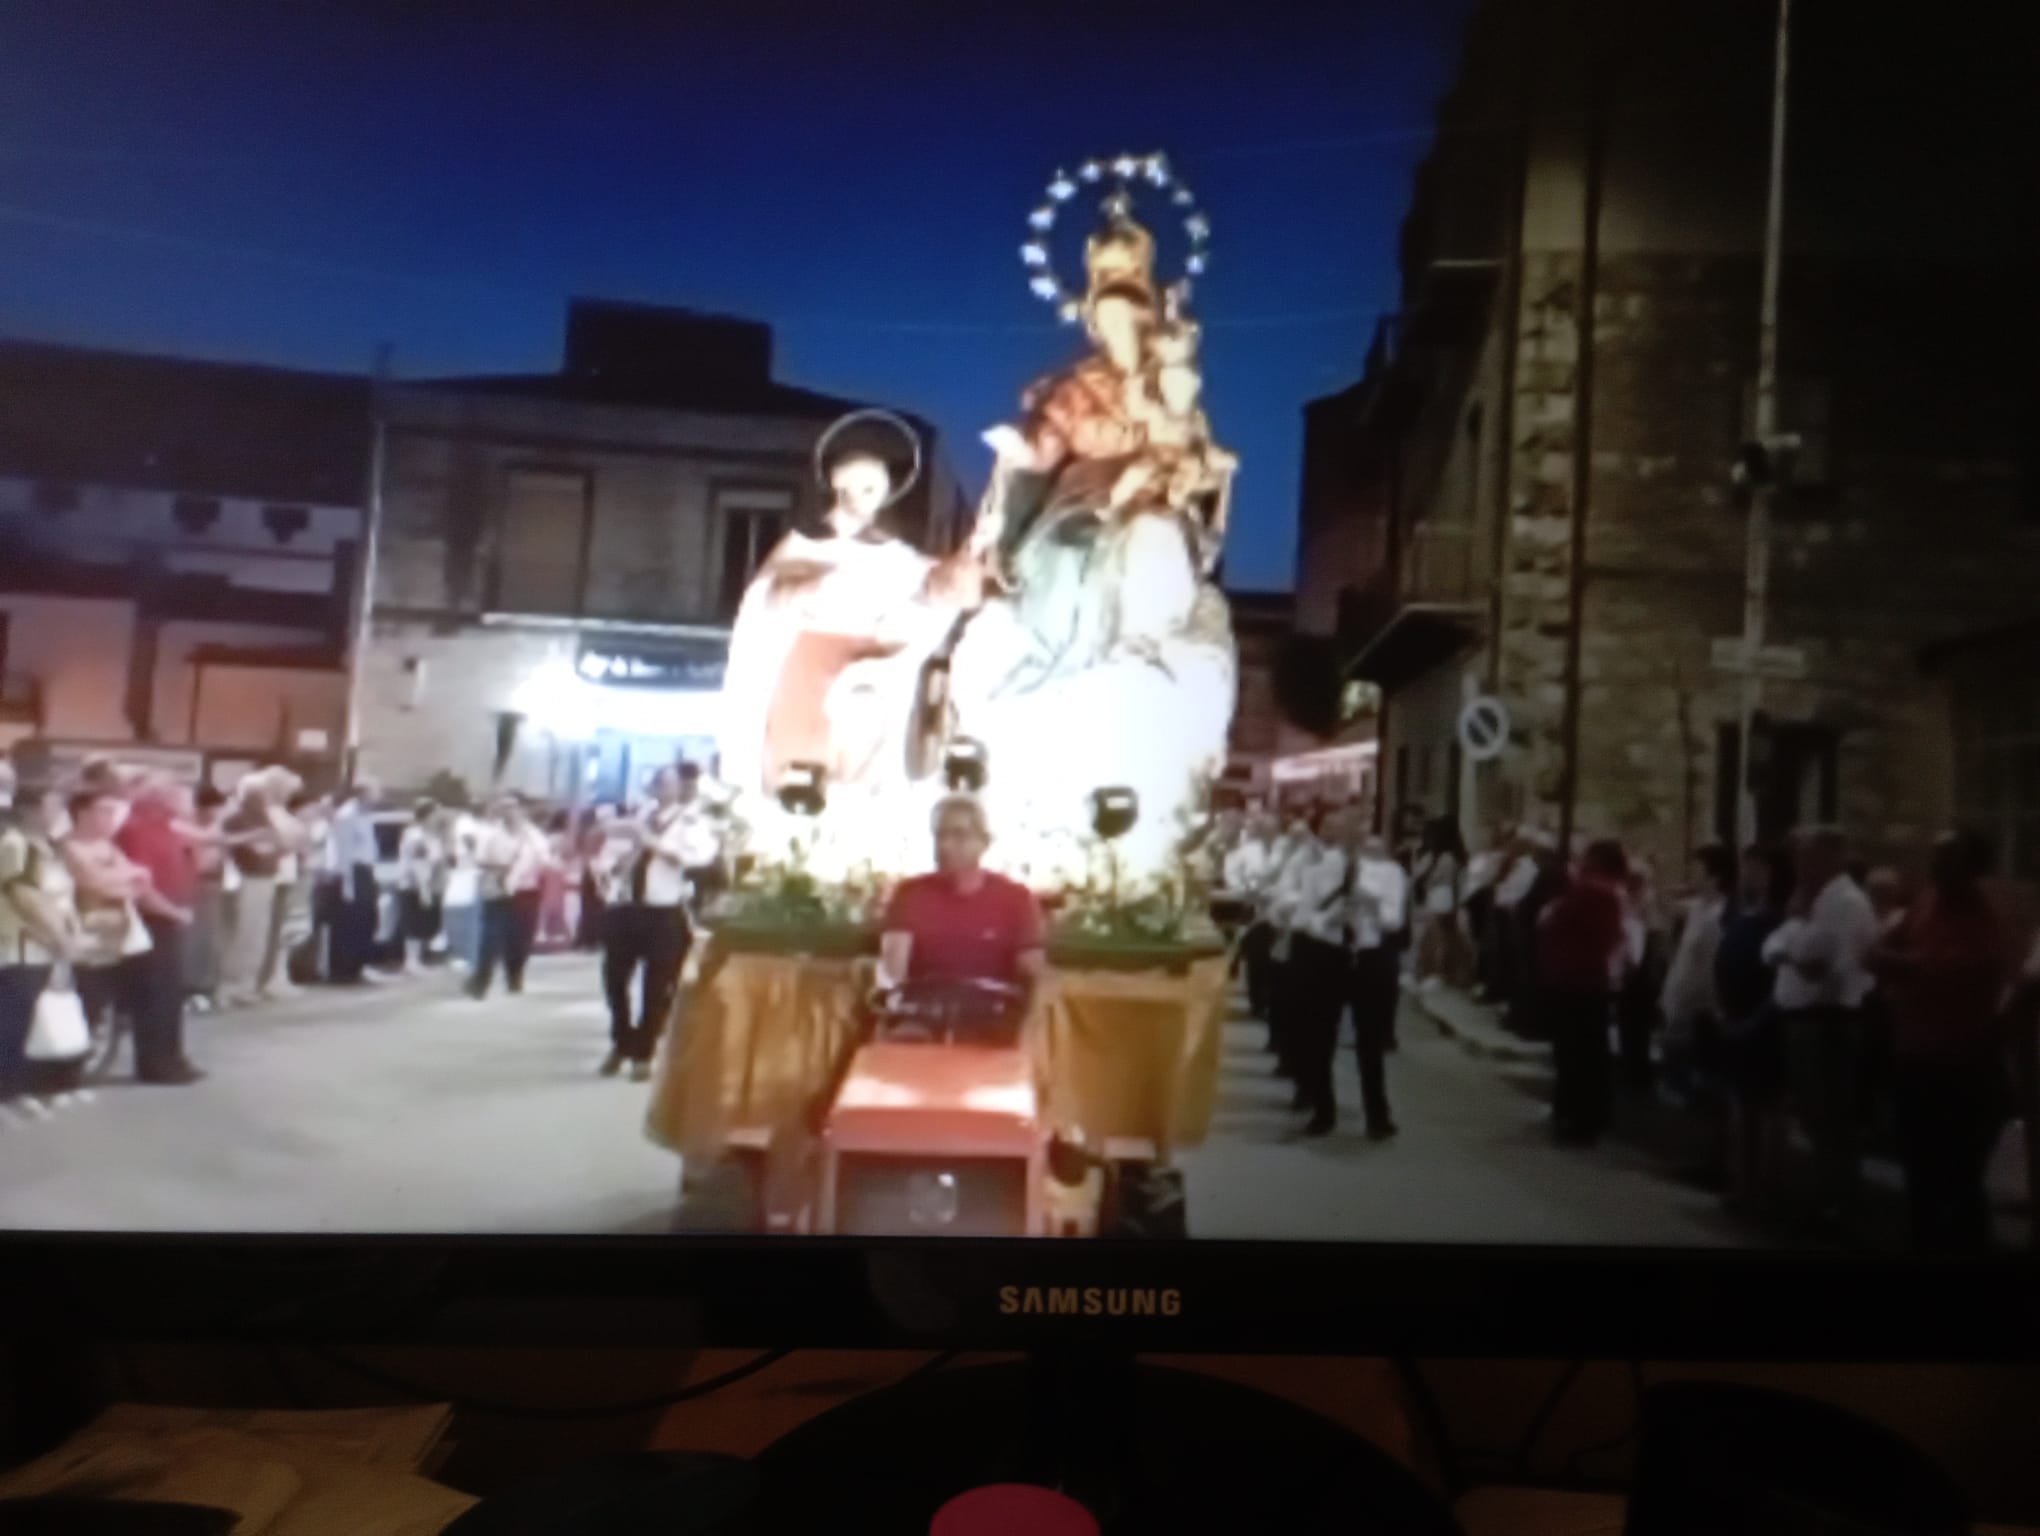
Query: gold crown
1084 213 1157 306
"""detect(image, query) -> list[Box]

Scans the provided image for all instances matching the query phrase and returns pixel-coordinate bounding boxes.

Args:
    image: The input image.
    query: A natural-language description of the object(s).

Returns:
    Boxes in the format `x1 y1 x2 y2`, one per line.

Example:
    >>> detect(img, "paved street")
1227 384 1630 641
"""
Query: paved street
1 957 1759 1245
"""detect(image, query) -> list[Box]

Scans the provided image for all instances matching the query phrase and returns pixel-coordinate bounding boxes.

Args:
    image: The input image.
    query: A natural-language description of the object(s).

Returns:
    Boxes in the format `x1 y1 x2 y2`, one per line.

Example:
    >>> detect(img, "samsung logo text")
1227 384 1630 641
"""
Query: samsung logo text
998 1286 1182 1318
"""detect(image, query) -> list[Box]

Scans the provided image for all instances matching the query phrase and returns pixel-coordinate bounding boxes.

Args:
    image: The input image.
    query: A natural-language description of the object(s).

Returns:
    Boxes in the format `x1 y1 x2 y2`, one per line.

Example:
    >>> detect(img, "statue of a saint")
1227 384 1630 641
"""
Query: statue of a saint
717 431 982 806
945 192 1240 886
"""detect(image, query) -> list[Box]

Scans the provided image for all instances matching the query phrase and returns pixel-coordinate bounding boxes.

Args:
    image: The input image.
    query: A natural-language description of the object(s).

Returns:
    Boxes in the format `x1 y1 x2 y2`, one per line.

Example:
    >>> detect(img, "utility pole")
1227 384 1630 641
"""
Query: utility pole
342 343 393 787
1736 0 1794 848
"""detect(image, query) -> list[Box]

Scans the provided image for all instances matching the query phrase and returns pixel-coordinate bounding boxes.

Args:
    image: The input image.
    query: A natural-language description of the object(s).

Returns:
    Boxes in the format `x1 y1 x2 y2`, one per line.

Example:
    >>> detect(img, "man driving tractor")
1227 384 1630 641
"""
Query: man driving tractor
876 794 1047 1038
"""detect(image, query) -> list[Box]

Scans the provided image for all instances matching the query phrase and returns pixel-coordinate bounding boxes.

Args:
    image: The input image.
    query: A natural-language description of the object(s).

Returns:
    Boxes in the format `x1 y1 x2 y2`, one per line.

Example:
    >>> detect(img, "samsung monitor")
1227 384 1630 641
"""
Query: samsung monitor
1 0 2038 1362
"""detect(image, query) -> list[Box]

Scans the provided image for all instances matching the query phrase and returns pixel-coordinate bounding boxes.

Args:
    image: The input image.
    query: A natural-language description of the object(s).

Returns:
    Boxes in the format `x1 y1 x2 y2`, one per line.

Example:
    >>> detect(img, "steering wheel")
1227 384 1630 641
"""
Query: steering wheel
875 976 1027 1043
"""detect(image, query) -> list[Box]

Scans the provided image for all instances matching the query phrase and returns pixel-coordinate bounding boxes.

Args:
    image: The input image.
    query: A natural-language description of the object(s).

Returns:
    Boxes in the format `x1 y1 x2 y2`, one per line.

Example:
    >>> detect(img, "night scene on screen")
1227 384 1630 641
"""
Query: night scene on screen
0 0 2034 1254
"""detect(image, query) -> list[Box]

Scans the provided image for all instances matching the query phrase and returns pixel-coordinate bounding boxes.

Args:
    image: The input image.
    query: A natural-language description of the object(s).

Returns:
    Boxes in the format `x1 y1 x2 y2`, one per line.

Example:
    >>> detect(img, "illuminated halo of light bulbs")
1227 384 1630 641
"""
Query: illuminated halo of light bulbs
812 407 925 513
1022 151 1211 326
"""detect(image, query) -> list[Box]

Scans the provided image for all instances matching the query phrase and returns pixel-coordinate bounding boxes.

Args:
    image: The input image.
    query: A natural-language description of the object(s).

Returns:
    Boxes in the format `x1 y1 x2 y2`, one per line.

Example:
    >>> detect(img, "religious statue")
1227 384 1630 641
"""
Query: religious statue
716 152 1240 899
717 412 982 811
943 154 1242 887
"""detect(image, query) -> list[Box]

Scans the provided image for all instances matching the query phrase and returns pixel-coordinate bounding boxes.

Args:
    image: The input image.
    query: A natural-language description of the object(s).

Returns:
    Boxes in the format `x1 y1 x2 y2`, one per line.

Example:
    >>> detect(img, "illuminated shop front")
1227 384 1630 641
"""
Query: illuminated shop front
509 632 727 806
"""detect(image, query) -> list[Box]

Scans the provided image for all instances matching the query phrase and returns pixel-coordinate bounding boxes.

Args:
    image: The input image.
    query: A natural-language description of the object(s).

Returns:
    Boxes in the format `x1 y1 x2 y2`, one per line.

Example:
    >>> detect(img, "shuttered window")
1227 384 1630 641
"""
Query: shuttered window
493 468 590 616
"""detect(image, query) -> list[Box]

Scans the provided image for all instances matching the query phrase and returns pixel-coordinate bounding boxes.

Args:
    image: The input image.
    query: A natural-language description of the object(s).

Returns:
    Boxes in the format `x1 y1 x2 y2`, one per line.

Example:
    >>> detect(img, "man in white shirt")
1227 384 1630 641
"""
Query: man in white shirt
467 795 551 1000
1764 825 1882 1229
1224 807 1284 1031
1275 805 1354 1137
1346 830 1408 1140
600 766 704 1080
325 779 381 984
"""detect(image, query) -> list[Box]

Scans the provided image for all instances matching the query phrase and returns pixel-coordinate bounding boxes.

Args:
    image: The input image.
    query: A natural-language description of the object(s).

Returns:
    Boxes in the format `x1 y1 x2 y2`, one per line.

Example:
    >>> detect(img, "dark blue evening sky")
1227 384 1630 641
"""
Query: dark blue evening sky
0 0 1472 590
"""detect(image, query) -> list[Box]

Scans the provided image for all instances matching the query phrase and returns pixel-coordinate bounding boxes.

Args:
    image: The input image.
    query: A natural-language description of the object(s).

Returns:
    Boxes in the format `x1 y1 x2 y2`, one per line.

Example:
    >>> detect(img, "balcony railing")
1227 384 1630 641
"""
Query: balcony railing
1400 520 1481 607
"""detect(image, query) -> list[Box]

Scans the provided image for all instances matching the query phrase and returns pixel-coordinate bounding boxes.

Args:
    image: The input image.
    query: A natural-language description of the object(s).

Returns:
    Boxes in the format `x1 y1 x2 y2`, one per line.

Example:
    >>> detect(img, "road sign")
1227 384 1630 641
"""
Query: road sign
1710 638 1806 680
1457 695 1511 762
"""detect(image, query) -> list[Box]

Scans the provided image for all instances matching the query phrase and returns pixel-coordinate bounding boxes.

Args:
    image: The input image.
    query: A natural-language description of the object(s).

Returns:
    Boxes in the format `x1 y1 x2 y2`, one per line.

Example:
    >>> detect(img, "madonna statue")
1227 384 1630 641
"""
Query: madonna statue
945 162 1241 888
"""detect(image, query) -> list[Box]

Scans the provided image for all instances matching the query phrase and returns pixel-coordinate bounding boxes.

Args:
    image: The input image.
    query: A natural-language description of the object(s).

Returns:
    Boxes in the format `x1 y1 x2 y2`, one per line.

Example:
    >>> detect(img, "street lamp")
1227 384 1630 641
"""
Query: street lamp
777 762 827 818
1089 786 1140 842
943 738 989 793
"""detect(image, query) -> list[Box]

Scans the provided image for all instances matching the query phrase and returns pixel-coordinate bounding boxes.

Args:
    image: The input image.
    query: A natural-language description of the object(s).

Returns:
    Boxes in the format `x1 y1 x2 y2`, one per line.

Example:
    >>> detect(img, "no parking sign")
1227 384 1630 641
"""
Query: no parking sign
1456 695 1511 762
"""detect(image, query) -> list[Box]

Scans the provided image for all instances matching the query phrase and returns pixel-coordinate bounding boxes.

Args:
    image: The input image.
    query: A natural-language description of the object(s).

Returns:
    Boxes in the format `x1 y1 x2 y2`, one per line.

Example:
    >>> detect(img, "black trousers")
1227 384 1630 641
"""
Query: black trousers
1289 935 1349 1129
0 963 50 1099
1241 922 1276 1023
473 891 541 997
575 872 607 950
79 946 185 1082
1893 1055 2004 1254
603 903 692 1063
1348 945 1399 1134
328 863 379 982
1546 987 1614 1144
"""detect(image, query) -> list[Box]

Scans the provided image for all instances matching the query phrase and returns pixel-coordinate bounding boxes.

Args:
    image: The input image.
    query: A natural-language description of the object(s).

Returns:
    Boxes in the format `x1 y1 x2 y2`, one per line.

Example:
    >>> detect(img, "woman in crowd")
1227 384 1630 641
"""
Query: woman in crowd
1463 823 1510 1002
62 785 194 1084
1 773 83 1114
573 805 615 952
271 786 324 992
183 785 232 1011
220 770 287 1006
1538 839 1629 1147
440 805 485 974
468 795 553 1000
1613 857 1671 1093
1412 816 1471 995
537 810 577 951
1867 829 2011 1253
396 798 445 972
1657 843 1734 1104
1715 842 1794 1213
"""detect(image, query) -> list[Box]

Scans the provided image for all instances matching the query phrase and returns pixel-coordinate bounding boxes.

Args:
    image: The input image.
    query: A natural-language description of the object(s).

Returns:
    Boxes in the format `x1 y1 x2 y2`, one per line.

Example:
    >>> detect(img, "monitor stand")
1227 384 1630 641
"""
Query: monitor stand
749 1351 1459 1534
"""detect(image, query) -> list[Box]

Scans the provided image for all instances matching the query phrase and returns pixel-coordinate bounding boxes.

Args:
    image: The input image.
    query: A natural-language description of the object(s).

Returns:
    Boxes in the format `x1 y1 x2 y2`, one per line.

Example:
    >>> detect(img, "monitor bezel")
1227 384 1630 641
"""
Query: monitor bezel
5 1232 2036 1359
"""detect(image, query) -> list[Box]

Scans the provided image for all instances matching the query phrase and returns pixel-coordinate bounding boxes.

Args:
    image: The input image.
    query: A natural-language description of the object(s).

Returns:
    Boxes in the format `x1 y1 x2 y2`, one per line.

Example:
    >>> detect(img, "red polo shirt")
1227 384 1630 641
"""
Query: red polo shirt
116 799 196 908
883 870 1045 985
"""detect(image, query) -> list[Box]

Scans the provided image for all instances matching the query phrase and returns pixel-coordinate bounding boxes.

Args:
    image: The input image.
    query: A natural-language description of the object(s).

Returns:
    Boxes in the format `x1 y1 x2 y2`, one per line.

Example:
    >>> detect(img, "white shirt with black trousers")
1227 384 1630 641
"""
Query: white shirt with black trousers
1346 850 1408 1139
1279 841 1352 1137
600 800 705 1071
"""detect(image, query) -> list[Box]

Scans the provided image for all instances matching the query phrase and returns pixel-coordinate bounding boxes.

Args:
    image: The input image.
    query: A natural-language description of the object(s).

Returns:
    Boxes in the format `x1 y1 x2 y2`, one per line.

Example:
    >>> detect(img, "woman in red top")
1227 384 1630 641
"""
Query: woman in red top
1867 830 2010 1253
1538 839 1629 1147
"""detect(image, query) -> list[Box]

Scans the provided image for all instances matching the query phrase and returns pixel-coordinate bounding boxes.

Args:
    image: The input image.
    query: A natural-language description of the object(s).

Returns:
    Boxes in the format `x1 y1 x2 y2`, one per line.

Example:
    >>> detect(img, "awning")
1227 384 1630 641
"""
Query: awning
1350 603 1485 694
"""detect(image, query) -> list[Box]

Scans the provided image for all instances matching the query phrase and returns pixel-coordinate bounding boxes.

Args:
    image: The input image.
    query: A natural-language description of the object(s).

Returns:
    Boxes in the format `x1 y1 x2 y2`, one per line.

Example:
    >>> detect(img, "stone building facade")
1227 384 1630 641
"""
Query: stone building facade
355 299 964 804
1331 0 2039 885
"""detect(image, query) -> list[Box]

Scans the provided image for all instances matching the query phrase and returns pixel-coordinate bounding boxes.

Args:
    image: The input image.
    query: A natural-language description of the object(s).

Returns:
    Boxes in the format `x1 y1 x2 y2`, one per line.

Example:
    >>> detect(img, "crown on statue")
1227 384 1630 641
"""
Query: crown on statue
1083 208 1158 308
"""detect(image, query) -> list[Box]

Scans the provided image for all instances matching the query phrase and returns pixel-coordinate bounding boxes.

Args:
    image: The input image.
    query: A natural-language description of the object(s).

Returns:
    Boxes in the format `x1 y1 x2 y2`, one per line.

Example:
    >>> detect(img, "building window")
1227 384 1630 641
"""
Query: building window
261 503 310 544
714 486 794 621
493 467 593 616
173 495 223 534
1714 717 1840 851
1954 677 2040 881
32 481 78 516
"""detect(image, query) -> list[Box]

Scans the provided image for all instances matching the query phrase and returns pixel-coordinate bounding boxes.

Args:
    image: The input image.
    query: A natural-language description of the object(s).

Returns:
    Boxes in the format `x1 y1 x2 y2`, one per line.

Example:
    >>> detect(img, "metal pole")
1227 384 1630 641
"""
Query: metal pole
342 346 392 785
1736 0 1793 848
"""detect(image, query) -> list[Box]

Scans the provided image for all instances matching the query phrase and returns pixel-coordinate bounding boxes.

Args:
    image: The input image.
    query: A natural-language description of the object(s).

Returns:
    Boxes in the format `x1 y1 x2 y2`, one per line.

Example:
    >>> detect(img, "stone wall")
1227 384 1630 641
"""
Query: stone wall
1486 248 2037 876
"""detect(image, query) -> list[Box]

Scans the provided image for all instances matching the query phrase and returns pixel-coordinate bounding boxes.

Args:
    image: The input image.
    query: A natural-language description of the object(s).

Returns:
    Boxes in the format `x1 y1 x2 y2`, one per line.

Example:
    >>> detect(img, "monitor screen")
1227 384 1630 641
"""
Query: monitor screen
0 0 2034 1269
